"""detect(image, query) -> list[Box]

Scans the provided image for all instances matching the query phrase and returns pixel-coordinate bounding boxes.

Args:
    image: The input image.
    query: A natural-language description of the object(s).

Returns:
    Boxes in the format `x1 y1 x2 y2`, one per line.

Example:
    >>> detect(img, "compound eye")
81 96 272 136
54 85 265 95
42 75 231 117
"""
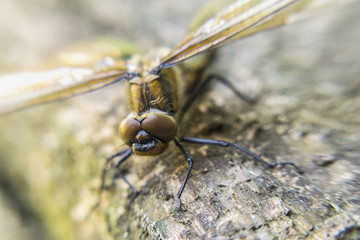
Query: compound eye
141 113 178 142
118 117 141 145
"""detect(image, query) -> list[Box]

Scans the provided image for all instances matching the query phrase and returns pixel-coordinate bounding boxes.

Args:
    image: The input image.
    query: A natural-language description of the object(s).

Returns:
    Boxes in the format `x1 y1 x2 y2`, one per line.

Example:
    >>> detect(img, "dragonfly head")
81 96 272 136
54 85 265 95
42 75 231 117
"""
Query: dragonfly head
119 111 178 156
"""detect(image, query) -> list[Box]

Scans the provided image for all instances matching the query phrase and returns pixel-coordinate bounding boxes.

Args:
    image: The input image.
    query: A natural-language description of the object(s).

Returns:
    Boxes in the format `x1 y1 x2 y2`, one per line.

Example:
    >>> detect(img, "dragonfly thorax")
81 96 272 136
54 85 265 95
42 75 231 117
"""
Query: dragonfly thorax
126 64 181 115
119 110 178 156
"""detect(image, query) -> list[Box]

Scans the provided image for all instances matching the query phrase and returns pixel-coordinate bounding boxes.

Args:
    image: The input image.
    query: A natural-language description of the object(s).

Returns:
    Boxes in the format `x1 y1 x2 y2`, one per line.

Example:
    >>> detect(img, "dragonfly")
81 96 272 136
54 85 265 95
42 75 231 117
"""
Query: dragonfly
0 0 329 206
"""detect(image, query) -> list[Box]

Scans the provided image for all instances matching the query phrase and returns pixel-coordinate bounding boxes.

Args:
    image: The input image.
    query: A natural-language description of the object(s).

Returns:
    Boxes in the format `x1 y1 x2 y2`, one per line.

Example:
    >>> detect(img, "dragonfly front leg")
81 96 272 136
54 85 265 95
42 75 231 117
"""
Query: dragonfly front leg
112 148 140 208
173 138 193 208
97 148 138 209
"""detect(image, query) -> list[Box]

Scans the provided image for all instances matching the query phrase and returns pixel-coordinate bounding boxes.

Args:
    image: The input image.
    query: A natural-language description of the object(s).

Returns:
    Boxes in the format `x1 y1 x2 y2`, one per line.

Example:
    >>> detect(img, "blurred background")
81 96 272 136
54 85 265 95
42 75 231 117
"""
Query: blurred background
0 0 211 71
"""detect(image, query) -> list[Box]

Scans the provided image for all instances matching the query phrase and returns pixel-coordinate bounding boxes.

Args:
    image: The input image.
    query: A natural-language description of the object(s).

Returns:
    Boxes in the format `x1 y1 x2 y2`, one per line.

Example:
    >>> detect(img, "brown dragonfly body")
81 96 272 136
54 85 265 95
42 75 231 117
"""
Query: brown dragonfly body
120 56 181 156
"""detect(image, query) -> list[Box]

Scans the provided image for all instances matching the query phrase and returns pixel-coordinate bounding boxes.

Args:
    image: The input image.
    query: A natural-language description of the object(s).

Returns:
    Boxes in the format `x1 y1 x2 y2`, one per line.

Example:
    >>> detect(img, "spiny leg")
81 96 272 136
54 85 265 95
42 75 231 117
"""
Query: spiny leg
174 138 193 207
180 137 302 173
112 148 140 208
93 148 132 211
179 73 257 121
101 149 133 196
107 148 132 161
95 148 137 209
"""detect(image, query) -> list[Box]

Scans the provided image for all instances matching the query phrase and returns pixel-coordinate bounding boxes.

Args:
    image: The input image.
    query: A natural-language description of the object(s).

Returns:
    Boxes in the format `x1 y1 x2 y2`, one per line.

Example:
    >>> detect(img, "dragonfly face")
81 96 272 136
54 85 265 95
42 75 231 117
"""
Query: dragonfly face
119 111 178 156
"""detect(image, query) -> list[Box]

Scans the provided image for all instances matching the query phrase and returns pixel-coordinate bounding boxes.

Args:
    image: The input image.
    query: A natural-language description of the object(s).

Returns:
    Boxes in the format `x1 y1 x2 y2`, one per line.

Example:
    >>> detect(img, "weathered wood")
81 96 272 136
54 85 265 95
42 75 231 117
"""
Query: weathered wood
0 1 359 240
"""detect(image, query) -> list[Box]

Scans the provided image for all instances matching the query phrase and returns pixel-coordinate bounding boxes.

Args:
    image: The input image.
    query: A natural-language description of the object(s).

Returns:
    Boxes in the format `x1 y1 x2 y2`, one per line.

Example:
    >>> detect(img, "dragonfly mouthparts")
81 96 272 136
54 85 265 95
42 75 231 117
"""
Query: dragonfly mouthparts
131 130 168 155
133 141 156 152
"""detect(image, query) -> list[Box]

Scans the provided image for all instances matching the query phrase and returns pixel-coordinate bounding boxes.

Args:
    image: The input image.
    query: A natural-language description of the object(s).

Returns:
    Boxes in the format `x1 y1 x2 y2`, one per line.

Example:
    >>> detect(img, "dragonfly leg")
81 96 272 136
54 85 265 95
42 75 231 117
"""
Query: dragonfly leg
106 148 132 161
173 138 193 207
180 137 303 173
112 148 140 208
95 148 137 209
180 73 257 120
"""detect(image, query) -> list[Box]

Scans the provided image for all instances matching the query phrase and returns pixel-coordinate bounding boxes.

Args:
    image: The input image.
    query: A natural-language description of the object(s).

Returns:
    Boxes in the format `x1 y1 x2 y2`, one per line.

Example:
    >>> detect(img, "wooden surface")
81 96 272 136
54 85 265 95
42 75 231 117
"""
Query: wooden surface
0 1 359 239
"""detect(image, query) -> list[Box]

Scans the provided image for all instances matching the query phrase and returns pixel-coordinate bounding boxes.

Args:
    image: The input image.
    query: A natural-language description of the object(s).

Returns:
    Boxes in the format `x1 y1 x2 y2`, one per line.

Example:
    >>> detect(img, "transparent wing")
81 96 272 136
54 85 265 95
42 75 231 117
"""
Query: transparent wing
0 67 127 114
161 0 309 68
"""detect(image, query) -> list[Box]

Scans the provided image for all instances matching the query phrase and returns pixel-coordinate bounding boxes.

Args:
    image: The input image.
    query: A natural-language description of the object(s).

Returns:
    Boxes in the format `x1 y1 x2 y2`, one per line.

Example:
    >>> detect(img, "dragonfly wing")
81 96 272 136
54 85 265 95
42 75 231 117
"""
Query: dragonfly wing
161 0 309 68
0 67 127 114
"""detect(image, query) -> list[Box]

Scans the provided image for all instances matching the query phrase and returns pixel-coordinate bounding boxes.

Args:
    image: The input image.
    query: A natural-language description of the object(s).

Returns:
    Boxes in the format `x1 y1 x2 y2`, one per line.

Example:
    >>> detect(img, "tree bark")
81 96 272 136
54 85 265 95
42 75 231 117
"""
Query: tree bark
0 1 359 240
